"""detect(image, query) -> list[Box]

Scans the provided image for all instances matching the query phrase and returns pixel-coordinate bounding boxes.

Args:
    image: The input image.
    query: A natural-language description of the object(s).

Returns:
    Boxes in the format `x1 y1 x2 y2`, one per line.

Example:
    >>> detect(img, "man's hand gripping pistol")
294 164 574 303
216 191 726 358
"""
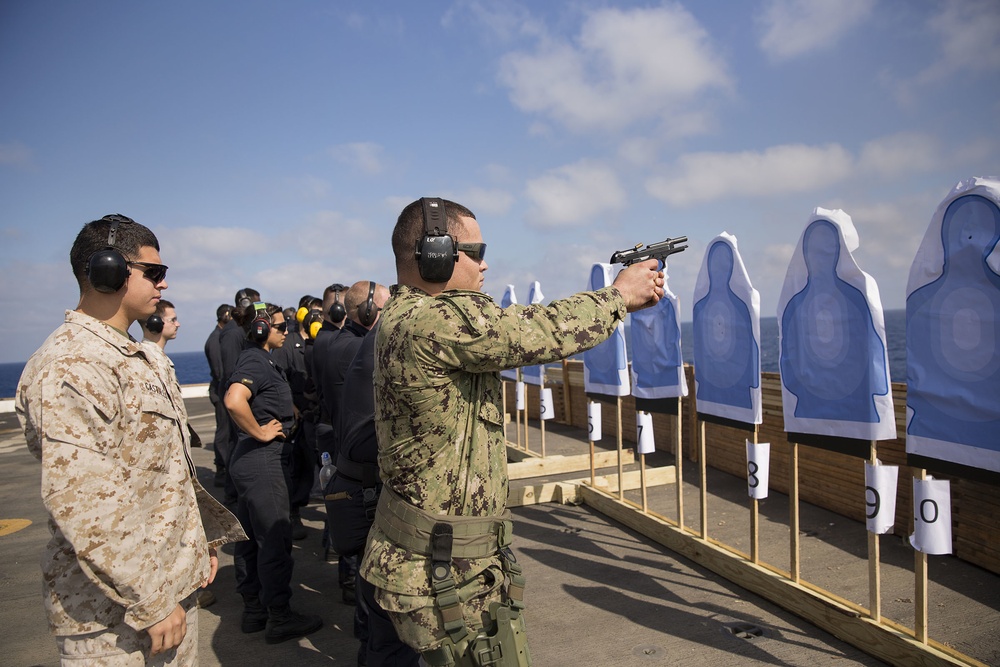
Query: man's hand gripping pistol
609 236 688 266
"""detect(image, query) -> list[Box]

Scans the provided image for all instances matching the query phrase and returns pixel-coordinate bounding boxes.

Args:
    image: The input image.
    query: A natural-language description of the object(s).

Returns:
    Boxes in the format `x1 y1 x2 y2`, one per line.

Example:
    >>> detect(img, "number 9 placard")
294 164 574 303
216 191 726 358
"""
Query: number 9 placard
864 461 898 534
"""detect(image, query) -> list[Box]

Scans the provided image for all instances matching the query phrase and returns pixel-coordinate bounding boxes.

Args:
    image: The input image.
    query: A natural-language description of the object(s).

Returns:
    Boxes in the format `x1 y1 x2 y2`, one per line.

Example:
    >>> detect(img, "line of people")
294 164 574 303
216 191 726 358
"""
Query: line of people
204 280 417 663
19 202 663 667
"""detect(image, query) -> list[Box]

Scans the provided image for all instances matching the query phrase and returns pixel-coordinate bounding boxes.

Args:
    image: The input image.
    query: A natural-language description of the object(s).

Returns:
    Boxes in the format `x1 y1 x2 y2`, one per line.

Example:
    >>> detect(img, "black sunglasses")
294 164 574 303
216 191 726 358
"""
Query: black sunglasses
272 322 287 333
127 261 168 283
456 242 487 261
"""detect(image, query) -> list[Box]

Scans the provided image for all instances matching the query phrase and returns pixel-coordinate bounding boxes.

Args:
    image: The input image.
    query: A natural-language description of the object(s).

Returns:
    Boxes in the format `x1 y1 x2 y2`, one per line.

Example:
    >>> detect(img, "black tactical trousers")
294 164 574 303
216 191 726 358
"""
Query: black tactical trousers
230 437 295 609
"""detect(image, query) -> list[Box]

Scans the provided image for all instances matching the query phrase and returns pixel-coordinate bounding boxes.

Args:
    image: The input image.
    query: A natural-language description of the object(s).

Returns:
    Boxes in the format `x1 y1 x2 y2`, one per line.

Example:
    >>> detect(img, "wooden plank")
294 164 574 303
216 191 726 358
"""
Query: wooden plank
508 466 677 508
580 486 984 667
507 449 635 480
508 481 578 507
583 466 676 494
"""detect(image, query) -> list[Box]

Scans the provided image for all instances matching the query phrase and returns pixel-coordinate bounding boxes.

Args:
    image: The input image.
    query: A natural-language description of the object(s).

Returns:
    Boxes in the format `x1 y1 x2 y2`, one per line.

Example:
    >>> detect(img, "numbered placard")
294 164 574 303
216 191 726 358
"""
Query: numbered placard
636 411 655 455
515 381 525 411
864 461 898 534
746 440 771 499
540 388 554 421
910 477 953 555
588 401 602 442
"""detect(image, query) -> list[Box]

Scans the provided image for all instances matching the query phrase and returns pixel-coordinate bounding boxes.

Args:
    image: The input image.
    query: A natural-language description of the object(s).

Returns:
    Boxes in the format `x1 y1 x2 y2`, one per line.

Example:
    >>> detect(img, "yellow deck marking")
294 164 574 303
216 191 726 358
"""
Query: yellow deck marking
0 519 32 536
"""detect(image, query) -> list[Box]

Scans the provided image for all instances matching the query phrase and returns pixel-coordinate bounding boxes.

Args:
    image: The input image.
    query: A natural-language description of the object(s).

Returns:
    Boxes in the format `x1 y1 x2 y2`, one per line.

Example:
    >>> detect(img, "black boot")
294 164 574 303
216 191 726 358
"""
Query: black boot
290 510 307 541
241 595 268 634
265 605 323 644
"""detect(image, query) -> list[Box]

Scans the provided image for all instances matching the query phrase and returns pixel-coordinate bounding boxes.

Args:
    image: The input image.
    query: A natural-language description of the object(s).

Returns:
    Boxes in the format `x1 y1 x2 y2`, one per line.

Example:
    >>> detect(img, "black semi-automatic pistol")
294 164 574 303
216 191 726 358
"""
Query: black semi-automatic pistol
609 236 688 266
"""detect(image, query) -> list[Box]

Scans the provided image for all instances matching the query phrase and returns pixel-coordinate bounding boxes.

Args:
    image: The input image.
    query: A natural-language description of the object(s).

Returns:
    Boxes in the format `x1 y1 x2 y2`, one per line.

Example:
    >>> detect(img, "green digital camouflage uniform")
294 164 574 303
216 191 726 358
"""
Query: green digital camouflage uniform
16 310 246 639
360 284 628 653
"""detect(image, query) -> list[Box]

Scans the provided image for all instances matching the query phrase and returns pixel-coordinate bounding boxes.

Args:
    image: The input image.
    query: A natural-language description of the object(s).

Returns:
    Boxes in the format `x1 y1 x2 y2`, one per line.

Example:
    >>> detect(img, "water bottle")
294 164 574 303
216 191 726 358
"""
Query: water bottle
319 451 335 489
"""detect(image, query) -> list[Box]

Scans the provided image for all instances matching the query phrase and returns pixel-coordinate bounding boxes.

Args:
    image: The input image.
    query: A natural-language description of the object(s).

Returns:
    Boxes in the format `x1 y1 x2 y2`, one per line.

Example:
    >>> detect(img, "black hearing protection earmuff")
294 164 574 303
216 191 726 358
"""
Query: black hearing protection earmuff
86 214 136 293
328 285 346 324
414 197 458 283
249 302 270 343
236 289 253 310
358 281 378 327
145 314 164 334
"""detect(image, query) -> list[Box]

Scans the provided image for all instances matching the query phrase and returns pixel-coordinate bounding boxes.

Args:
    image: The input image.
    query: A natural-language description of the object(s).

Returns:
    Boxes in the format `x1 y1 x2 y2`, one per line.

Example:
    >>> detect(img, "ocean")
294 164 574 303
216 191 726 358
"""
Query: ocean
0 310 907 400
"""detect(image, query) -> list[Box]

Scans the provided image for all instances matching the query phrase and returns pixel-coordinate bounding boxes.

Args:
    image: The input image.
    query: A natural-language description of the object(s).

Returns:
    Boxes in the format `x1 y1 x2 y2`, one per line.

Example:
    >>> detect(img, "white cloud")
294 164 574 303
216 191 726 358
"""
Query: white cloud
524 160 626 227
329 142 385 175
646 143 853 207
857 132 940 177
919 0 1000 84
158 226 271 270
446 187 514 217
283 174 331 199
498 5 730 133
757 0 874 61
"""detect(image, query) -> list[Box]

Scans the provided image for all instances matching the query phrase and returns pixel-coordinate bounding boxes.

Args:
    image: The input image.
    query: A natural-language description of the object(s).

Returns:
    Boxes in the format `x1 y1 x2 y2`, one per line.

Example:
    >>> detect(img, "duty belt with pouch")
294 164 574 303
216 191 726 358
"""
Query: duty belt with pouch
324 454 381 520
374 486 526 649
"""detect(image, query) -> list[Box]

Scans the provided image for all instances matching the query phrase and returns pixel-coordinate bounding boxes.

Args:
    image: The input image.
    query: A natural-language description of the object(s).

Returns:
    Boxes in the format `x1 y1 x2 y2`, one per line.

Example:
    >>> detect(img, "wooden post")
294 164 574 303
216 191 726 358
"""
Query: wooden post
750 426 760 565
640 451 648 513
616 397 624 502
540 374 547 458
589 438 595 486
699 420 707 539
675 398 684 530
915 468 928 644
868 441 881 623
790 441 800 583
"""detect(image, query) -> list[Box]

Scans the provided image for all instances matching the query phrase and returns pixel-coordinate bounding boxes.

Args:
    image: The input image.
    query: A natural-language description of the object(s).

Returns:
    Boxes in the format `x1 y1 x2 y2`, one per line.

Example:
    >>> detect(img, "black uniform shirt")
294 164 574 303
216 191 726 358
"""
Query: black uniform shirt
229 346 294 436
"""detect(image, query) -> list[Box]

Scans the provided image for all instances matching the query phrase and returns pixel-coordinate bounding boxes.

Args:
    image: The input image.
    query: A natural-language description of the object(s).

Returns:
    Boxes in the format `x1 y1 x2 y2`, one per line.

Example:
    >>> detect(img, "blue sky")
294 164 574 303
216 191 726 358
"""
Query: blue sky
1 0 998 364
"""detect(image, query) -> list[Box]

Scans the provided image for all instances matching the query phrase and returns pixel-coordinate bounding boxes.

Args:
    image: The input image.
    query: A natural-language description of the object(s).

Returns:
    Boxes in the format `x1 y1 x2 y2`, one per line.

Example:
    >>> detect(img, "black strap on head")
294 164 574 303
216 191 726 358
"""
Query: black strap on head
87 214 136 293
415 197 458 283
329 284 346 324
358 280 378 327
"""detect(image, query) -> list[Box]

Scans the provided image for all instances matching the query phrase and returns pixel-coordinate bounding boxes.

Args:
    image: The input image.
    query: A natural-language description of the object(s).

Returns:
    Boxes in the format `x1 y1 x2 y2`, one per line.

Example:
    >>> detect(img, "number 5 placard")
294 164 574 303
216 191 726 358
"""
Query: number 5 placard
588 401 602 442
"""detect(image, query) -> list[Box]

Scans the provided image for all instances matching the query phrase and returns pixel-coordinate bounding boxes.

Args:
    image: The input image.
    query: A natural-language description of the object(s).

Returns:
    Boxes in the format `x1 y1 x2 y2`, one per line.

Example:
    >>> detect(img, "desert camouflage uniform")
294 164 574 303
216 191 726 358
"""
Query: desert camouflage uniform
360 284 627 652
16 310 245 639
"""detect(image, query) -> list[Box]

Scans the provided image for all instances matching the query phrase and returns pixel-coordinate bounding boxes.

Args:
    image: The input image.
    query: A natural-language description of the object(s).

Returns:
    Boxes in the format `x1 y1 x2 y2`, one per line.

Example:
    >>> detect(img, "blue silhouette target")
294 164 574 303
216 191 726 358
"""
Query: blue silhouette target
630 261 688 400
906 177 1000 474
692 233 762 424
777 208 895 441
583 263 630 396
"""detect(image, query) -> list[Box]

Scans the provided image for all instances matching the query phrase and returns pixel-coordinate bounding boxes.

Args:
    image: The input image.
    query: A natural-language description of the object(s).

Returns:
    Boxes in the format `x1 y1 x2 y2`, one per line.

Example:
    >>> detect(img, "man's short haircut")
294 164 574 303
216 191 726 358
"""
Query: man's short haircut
391 199 476 269
154 299 175 316
70 216 160 289
216 304 233 322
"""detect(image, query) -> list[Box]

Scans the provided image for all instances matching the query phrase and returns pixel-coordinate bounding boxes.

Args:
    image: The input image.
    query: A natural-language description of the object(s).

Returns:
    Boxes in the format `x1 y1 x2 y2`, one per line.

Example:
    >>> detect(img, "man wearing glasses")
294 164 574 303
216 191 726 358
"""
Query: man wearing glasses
360 198 665 666
16 214 245 665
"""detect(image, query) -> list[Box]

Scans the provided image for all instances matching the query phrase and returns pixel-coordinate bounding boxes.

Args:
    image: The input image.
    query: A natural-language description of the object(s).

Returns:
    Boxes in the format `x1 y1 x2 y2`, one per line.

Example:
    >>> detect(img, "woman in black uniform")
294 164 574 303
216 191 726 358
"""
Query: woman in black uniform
225 302 323 645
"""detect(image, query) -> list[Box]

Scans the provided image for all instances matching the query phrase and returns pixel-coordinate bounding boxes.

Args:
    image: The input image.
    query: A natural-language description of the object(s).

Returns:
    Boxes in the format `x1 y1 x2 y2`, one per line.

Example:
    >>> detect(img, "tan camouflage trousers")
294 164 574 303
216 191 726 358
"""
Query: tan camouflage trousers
56 595 198 666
